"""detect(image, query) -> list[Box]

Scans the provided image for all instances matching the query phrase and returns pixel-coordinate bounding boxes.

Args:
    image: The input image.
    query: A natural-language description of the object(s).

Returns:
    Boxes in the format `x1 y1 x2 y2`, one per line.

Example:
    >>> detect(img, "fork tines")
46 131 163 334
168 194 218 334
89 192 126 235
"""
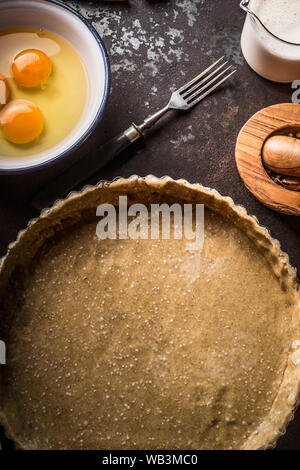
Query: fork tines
180 57 236 107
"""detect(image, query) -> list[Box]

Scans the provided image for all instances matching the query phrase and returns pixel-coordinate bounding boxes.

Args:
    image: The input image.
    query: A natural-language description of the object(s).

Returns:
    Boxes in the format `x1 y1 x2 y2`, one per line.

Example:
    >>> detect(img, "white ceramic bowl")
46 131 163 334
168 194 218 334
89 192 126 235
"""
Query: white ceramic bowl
0 0 110 173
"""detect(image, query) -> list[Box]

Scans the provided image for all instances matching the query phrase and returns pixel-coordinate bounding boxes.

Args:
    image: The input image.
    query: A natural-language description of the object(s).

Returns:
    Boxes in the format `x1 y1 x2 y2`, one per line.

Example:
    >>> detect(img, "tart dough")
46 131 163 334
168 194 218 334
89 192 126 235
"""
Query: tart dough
0 176 300 450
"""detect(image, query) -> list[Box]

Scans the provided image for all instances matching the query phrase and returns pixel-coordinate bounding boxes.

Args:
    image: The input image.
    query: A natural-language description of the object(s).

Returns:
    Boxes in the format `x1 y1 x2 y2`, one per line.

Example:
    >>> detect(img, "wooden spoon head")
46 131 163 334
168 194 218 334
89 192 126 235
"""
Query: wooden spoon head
263 135 300 177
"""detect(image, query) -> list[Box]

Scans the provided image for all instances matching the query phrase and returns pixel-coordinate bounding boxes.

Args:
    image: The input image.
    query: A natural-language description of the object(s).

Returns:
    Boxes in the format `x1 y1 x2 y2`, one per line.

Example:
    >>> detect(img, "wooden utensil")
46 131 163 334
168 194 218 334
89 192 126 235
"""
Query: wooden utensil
276 175 300 192
263 135 300 176
235 103 300 216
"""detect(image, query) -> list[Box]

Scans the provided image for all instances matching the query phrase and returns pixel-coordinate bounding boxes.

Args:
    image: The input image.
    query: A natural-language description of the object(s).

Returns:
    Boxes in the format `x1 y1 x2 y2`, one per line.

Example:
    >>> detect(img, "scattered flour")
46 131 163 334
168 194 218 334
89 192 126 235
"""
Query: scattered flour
66 0 239 103
170 126 195 148
176 0 205 27
67 0 206 79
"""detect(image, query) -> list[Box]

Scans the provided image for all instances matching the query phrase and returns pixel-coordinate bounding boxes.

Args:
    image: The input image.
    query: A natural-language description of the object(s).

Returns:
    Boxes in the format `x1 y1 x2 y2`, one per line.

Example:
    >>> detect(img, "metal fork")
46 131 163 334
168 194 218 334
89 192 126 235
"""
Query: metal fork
33 57 236 211
127 57 236 138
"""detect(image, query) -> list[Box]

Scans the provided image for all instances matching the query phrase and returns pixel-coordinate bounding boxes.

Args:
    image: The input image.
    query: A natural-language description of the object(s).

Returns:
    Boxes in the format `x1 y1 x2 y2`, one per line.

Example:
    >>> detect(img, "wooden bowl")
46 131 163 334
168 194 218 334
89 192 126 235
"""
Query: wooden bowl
235 103 300 216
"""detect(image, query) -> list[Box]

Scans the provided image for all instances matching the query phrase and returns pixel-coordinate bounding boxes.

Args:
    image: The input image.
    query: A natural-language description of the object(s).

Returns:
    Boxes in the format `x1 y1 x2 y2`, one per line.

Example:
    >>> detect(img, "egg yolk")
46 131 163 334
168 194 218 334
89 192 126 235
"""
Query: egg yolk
0 74 10 107
0 100 44 145
12 49 52 88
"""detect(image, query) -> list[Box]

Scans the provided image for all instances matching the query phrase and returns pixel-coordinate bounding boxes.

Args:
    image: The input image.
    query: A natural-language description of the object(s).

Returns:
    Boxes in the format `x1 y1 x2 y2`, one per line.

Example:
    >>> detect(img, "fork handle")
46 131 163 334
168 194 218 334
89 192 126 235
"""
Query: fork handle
32 124 143 211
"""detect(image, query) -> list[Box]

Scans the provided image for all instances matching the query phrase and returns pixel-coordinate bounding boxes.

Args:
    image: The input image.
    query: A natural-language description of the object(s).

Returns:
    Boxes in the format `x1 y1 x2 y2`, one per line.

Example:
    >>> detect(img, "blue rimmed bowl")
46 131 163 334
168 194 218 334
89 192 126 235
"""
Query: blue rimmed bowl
0 0 110 173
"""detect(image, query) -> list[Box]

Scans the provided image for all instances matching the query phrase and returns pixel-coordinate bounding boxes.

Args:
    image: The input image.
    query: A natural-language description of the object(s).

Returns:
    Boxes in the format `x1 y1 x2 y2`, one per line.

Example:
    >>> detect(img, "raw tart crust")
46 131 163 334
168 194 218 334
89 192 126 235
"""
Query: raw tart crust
0 175 299 450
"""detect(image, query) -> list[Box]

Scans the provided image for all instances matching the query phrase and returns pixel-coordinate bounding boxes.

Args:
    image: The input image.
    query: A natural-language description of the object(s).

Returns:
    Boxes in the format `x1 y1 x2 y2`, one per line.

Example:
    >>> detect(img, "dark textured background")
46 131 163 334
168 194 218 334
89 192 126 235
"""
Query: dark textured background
1 0 299 450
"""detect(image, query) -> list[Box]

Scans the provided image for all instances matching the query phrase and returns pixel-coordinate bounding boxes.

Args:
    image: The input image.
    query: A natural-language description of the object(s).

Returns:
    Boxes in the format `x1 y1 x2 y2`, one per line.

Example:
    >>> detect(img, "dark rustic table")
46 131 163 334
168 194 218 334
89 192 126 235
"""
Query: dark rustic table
1 0 299 450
